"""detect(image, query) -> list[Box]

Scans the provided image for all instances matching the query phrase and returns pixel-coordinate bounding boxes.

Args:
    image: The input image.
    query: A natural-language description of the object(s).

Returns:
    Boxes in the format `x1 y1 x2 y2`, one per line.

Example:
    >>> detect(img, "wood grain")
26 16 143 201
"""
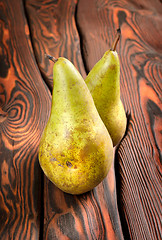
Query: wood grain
1 0 161 239
77 0 162 239
0 0 51 239
24 0 86 90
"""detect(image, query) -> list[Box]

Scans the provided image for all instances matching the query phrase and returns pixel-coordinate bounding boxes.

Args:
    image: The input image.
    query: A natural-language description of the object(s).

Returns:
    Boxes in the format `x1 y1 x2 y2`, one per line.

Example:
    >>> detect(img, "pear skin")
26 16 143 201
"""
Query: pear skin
39 57 114 195
85 30 127 146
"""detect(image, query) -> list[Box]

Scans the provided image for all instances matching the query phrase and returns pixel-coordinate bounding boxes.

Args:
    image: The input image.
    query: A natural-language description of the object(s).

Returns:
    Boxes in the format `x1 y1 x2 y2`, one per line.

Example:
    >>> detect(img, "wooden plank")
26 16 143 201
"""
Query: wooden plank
25 0 86 89
0 0 51 239
1 0 161 239
77 0 162 239
25 0 124 239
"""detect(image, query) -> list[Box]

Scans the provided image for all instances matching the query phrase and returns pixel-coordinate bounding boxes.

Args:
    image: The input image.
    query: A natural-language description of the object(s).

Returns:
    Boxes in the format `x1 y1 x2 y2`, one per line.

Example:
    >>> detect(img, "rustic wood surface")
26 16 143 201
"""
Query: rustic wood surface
0 0 51 239
0 0 161 239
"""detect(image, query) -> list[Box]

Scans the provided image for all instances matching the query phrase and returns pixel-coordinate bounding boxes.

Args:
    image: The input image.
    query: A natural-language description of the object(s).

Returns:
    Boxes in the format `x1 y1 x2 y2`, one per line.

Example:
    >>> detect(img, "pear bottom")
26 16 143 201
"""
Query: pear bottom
39 142 113 195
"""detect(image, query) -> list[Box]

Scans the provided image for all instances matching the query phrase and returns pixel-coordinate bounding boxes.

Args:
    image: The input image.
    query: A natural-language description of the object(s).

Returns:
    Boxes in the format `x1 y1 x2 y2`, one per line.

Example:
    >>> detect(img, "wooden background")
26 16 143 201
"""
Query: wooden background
0 0 161 239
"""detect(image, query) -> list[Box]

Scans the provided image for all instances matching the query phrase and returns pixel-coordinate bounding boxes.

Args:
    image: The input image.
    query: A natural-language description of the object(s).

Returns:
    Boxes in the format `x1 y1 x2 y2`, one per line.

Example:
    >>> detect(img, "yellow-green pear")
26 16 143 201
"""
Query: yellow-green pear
39 56 113 195
85 29 127 146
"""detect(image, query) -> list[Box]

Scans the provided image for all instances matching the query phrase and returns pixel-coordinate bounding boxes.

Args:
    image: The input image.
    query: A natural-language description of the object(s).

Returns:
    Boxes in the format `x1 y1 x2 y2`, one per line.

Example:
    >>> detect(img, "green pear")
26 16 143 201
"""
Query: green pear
39 56 113 195
85 29 127 146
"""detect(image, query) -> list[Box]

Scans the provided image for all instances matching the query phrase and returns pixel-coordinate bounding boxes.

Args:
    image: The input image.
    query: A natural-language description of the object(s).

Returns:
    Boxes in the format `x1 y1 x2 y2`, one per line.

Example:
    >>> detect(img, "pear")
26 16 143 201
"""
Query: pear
39 56 113 195
85 29 127 146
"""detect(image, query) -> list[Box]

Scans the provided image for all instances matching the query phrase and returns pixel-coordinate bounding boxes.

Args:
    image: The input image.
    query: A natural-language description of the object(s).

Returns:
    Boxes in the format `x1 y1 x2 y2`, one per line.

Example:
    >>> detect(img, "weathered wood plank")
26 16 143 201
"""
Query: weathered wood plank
0 0 51 239
77 0 162 239
1 0 161 239
25 0 86 89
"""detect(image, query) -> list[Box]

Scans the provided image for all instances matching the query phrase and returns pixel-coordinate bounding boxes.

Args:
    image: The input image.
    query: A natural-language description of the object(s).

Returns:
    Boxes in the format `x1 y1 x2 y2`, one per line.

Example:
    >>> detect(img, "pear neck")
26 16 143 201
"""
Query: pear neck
106 51 121 101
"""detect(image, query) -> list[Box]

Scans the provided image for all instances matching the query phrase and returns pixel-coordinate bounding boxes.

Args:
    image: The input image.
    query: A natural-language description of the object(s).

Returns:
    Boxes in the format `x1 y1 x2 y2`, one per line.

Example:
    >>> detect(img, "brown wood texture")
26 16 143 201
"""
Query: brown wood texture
0 0 51 239
0 0 162 239
24 0 86 89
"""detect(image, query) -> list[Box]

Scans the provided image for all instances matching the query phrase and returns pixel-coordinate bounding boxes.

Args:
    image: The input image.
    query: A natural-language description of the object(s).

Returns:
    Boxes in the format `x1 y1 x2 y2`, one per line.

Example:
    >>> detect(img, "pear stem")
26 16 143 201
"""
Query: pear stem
45 53 58 63
111 28 121 51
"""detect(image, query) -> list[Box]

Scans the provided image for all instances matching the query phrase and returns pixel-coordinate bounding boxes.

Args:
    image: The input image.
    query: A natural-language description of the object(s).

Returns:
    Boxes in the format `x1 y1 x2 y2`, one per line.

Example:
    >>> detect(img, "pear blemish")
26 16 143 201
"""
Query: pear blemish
66 161 72 168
